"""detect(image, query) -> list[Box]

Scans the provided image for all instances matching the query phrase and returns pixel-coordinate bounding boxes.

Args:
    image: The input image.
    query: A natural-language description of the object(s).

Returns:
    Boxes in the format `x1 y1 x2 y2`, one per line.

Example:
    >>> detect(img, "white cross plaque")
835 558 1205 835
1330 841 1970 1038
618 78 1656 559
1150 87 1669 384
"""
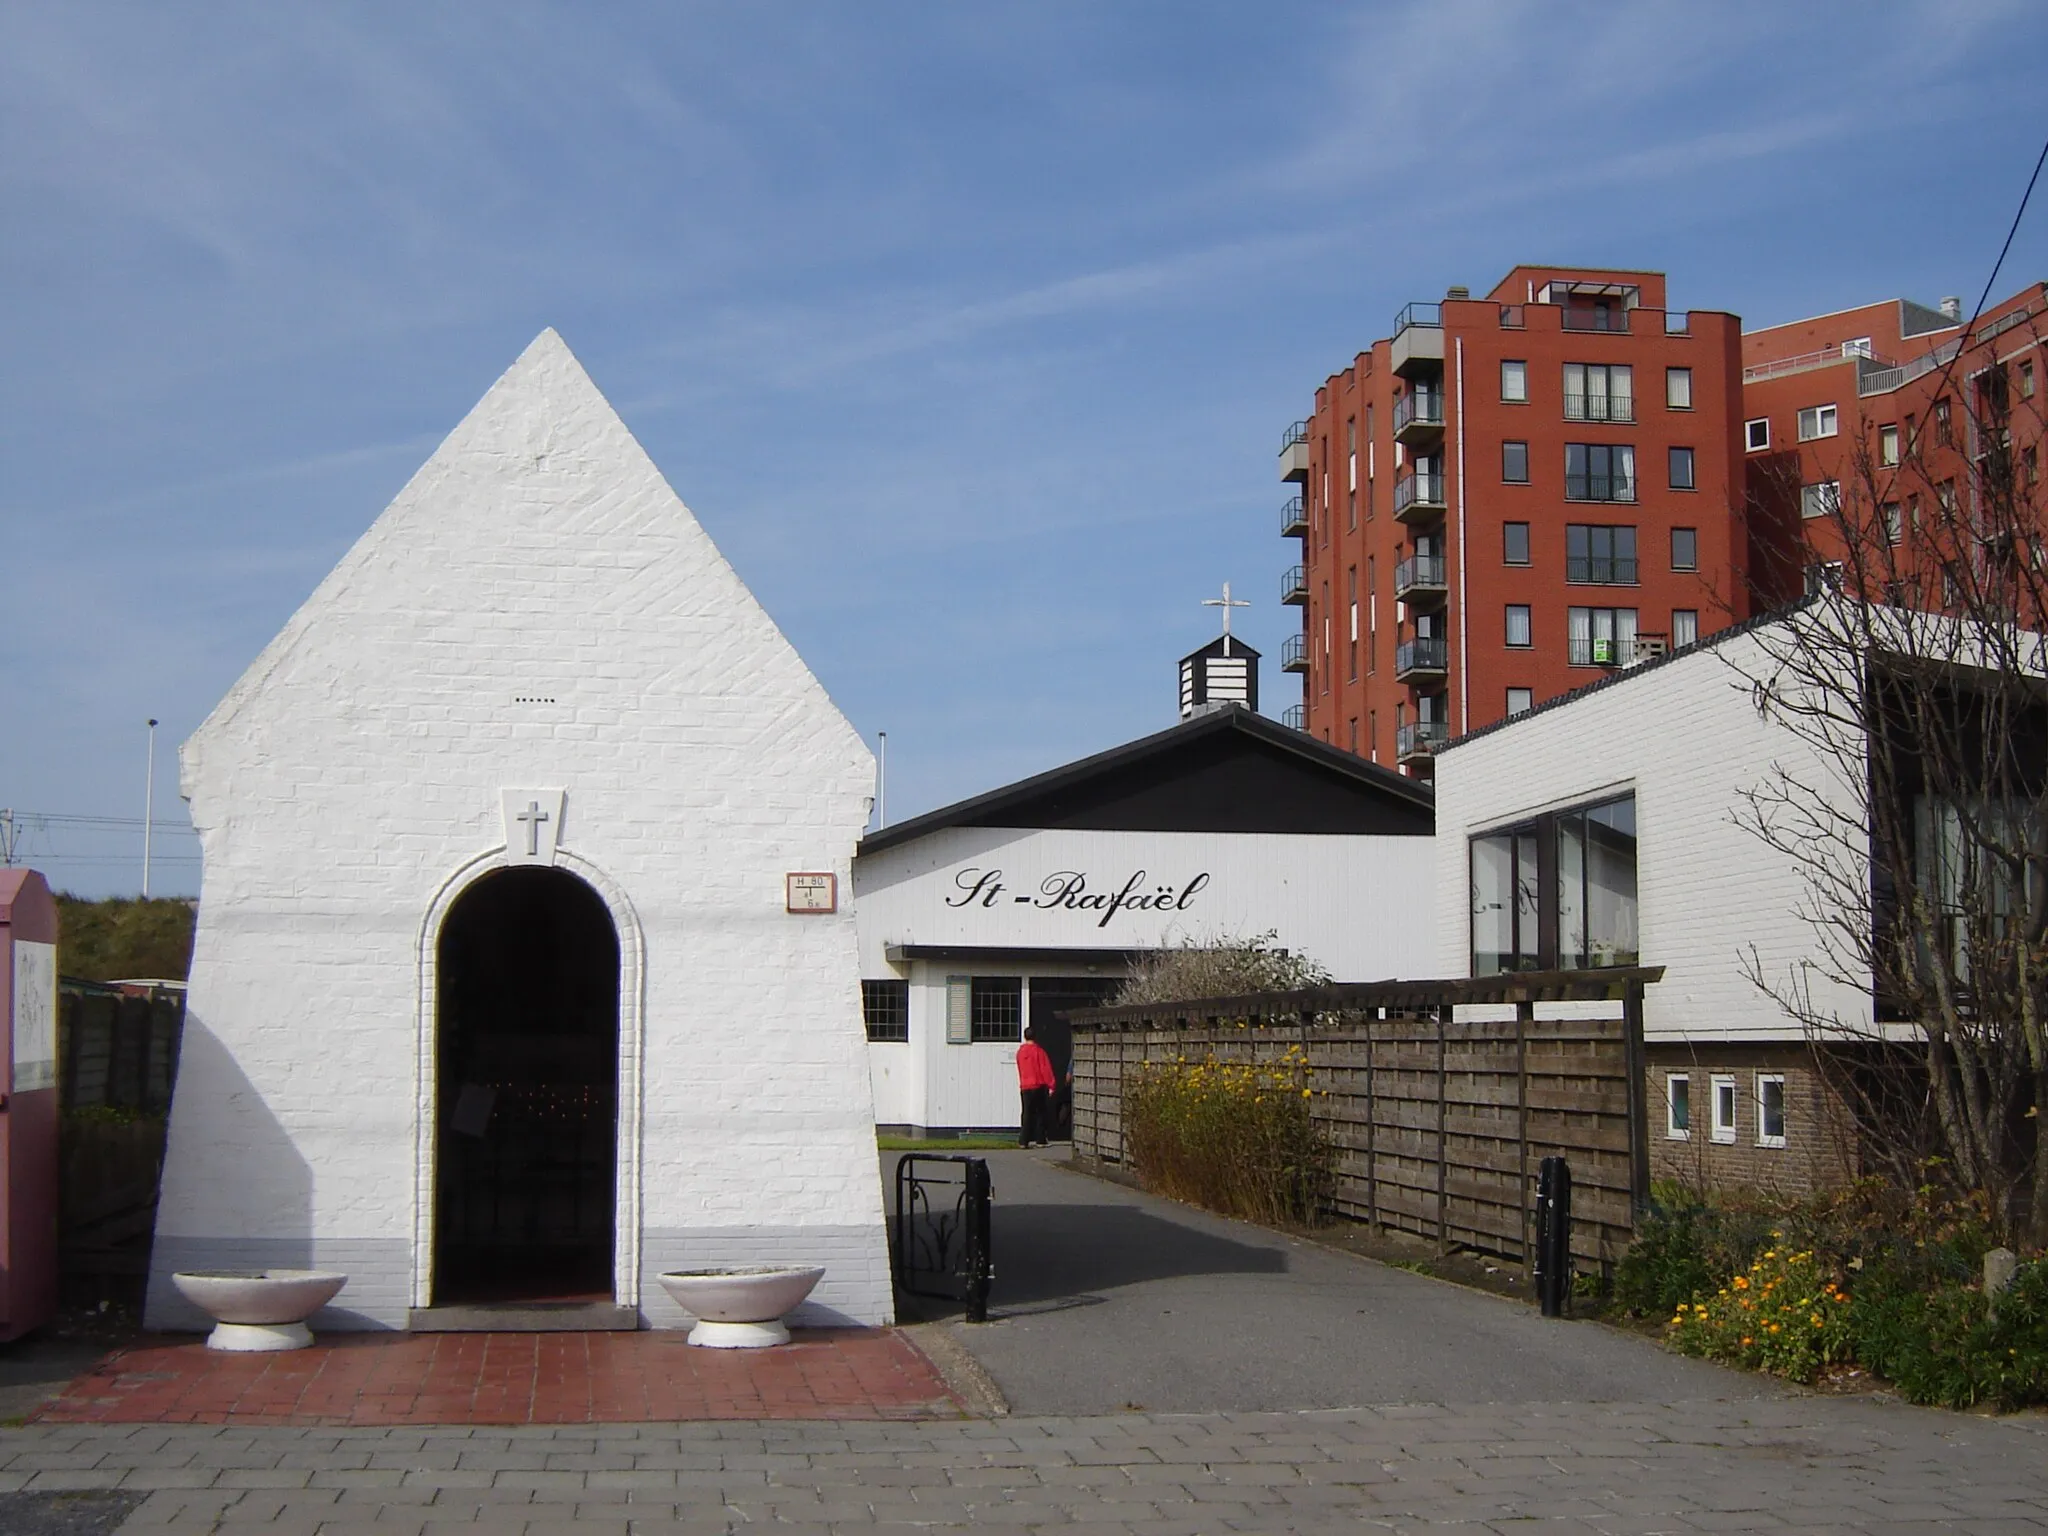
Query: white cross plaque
501 788 566 866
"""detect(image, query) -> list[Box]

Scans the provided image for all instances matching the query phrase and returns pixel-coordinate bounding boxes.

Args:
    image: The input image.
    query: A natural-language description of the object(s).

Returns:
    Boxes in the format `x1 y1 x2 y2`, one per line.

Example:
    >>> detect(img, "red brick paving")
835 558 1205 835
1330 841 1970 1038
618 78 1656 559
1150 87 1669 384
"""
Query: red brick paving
37 1328 963 1426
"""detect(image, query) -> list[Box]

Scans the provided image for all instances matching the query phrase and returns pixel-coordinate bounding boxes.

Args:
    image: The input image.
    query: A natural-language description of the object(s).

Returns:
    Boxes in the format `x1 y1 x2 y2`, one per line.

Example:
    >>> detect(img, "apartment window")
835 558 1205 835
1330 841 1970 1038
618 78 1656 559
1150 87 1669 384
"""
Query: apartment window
1883 502 1904 545
1745 417 1770 452
1671 527 1698 570
2021 361 2036 399
1501 359 1528 403
1879 424 1900 467
1346 417 1358 491
1502 440 1530 483
1348 717 1358 753
2025 444 2040 486
1797 404 1838 441
1668 446 1695 490
1665 367 1692 410
1567 605 1638 666
1567 524 1637 584
1757 1074 1788 1148
1672 609 1698 648
1470 792 1638 974
862 979 909 1043
968 976 1022 1043
1711 1075 1738 1144
1666 1074 1690 1139
1564 362 1633 422
1800 480 1841 520
1505 605 1532 648
1368 709 1376 762
1506 687 1533 716
1346 566 1359 683
1503 522 1531 565
1935 397 1953 444
1565 443 1635 501
1937 478 1958 515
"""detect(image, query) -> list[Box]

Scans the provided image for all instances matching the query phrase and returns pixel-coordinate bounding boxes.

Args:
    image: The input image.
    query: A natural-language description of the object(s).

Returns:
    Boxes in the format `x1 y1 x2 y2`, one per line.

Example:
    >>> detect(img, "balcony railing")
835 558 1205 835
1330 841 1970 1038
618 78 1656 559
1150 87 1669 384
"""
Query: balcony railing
1279 494 1306 536
1568 636 1624 667
1565 473 1635 503
1281 564 1308 604
1281 632 1309 672
1566 556 1638 585
1393 391 1445 437
1279 419 1310 482
1397 720 1449 759
1281 703 1306 731
1559 306 1630 333
1394 553 1447 595
1393 301 1442 334
1562 393 1634 423
1395 637 1448 677
1393 471 1446 517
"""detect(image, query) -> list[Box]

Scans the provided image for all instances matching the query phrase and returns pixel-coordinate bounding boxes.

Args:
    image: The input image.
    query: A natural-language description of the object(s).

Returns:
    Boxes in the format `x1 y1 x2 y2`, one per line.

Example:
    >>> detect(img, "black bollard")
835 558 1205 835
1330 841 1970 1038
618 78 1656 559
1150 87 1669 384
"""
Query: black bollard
1534 1155 1573 1318
962 1158 993 1323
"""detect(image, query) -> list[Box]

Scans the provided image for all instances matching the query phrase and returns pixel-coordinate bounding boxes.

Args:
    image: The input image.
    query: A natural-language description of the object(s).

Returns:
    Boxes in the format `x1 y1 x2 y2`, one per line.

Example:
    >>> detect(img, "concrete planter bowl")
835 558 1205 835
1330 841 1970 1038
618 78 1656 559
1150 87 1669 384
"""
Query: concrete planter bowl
657 1266 825 1348
170 1270 349 1352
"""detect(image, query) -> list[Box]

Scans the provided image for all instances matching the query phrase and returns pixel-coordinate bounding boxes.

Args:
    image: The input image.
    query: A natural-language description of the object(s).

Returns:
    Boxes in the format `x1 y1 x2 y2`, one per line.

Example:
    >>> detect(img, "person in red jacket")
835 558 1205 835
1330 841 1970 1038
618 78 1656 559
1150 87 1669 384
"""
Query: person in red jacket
1015 1026 1056 1147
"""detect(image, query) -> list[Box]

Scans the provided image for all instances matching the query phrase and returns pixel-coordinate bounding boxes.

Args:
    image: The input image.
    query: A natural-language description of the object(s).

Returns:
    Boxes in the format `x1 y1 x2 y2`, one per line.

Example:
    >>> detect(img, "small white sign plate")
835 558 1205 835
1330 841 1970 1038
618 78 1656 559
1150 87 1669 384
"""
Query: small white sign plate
12 939 57 1093
785 872 838 914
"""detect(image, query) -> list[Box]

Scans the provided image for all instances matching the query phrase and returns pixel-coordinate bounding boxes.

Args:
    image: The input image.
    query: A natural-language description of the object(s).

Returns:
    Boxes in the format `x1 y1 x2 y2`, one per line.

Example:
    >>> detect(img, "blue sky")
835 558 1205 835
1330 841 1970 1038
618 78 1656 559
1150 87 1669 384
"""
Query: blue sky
4 1 2045 896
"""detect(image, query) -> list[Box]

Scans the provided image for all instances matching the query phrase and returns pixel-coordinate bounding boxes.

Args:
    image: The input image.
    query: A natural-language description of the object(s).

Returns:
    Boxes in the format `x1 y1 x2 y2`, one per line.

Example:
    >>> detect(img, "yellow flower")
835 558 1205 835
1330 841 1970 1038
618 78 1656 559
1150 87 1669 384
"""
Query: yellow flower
1302 1088 1313 1098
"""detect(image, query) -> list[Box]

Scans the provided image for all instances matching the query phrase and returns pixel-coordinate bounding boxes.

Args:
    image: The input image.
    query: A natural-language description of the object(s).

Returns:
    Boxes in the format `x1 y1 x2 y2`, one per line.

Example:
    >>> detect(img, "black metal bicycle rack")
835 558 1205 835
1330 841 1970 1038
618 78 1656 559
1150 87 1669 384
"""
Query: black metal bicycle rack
892 1154 993 1323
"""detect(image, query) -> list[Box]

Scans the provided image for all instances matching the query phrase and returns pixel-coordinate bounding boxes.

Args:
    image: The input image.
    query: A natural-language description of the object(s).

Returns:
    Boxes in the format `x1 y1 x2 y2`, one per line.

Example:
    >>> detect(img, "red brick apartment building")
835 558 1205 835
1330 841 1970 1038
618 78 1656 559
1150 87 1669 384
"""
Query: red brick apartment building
1279 268 2048 769
1739 282 2047 611
1278 266 1747 776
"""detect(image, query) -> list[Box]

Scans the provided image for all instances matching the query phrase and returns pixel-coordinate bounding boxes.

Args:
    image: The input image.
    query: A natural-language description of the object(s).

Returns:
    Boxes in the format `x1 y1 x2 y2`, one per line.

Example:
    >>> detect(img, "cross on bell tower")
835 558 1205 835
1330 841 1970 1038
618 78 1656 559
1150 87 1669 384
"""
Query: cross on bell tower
1179 583 1260 720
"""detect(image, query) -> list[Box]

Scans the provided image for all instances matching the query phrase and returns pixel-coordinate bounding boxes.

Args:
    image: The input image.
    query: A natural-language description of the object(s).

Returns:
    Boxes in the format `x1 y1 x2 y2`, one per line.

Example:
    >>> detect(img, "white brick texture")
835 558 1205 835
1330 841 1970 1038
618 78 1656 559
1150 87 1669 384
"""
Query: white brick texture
148 331 892 1330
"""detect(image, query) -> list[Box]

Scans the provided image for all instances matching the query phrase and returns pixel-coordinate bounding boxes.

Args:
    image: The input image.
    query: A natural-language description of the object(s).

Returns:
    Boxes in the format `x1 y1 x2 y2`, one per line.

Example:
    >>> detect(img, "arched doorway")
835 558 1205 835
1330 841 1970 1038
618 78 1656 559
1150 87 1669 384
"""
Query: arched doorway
433 865 619 1304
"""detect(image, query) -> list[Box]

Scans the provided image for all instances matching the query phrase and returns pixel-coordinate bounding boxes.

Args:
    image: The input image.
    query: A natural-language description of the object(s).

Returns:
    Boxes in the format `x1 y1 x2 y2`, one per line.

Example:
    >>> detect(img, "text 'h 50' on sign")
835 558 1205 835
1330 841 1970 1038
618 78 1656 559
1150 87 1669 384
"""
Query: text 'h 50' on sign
786 872 838 914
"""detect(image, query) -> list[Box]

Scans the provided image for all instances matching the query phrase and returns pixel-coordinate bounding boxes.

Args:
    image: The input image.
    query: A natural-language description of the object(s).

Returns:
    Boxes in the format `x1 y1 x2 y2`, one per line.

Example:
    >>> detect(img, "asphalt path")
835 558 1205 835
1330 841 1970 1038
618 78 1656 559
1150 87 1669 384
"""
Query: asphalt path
888 1147 1767 1416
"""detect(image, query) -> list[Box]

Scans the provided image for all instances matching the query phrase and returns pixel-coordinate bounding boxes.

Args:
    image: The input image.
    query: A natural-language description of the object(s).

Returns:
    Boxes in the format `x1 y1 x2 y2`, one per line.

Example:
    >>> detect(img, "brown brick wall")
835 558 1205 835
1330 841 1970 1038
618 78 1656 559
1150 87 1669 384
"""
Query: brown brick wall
1646 1042 1861 1199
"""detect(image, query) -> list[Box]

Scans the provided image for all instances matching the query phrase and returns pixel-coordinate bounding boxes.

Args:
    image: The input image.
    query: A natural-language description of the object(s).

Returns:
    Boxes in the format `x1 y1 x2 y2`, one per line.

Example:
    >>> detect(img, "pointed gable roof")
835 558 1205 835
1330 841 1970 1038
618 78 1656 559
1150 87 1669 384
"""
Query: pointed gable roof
860 706 1432 854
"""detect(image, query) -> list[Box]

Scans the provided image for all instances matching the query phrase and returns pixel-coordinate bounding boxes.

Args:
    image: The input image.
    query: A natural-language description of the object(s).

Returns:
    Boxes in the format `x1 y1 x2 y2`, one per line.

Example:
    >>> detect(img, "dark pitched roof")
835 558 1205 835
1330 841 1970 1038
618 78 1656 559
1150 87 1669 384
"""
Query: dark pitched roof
859 706 1433 855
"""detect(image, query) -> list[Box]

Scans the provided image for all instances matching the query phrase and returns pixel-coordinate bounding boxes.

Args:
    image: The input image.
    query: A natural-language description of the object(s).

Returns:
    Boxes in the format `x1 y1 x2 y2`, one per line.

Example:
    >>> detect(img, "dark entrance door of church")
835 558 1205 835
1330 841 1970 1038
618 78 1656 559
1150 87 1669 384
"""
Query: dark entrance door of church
1028 977 1120 1142
434 867 619 1304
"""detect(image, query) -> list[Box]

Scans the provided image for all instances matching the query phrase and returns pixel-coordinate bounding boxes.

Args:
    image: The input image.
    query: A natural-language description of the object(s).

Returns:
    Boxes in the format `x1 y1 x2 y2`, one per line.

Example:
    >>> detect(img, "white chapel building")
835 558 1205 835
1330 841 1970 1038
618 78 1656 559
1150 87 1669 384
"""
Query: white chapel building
147 332 892 1332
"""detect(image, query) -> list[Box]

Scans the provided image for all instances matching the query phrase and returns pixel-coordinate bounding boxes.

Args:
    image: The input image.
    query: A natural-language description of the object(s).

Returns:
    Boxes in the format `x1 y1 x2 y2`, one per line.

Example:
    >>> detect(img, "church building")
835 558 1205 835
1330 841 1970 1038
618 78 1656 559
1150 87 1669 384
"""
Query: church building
147 332 891 1333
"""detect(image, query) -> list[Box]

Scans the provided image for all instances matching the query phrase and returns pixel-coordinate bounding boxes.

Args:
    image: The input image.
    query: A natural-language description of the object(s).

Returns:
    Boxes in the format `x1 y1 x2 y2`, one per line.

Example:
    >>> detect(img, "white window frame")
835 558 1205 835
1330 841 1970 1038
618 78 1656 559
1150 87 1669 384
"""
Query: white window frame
1797 404 1839 442
1745 417 1770 453
1665 367 1692 410
1672 609 1698 648
1500 359 1528 403
1756 1074 1787 1148
1665 1073 1690 1140
1800 480 1840 520
1710 1074 1738 1144
1879 424 1900 467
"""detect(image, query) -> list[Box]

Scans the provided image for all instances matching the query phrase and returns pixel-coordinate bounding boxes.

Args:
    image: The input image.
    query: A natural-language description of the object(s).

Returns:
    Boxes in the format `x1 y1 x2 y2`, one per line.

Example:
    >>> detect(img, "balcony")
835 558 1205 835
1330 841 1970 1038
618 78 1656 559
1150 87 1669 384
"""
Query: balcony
1394 636 1448 681
1568 636 1625 667
1562 392 1634 423
1566 555 1638 585
1393 390 1445 445
1391 302 1445 377
1279 420 1309 482
1393 552 1447 603
1279 494 1306 537
1564 473 1635 503
1393 470 1447 524
1559 306 1630 333
1397 719 1449 762
1281 564 1308 605
1281 632 1309 672
1281 703 1306 731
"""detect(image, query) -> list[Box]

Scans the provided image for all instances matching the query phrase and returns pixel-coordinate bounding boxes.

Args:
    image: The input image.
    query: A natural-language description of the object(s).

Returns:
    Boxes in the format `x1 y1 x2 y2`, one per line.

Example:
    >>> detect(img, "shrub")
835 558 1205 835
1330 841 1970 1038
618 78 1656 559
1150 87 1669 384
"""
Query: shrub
1114 932 1329 1007
1123 1045 1331 1226
1668 1243 1853 1382
1613 1203 1717 1317
1848 1258 2048 1411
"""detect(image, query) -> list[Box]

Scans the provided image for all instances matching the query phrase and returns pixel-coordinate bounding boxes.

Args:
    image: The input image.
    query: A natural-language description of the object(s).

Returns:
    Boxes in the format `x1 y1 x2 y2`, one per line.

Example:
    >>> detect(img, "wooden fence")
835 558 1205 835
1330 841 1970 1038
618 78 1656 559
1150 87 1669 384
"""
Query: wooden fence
57 980 186 1299
1066 968 1660 1274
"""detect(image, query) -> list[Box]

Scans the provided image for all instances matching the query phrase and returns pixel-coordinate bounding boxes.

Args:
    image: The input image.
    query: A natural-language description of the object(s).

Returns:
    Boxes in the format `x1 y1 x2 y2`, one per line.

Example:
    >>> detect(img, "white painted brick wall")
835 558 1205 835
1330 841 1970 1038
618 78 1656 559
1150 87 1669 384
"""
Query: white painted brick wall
149 331 892 1329
1430 628 1871 1043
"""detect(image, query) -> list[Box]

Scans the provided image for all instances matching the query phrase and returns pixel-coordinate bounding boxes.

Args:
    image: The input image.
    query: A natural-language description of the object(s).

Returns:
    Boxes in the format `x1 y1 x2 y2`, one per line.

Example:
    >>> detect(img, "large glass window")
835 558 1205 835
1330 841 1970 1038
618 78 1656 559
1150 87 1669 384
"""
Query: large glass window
1504 522 1531 565
1568 606 1638 666
1566 524 1637 584
1563 362 1633 422
1501 360 1528 402
1502 440 1530 483
1565 443 1636 501
969 976 1023 1043
1470 794 1638 975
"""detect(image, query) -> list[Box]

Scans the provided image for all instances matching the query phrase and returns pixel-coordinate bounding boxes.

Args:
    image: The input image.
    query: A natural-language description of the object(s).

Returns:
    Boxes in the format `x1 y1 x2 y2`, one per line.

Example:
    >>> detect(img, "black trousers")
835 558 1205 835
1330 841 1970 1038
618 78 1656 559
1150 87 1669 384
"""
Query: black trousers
1019 1087 1051 1146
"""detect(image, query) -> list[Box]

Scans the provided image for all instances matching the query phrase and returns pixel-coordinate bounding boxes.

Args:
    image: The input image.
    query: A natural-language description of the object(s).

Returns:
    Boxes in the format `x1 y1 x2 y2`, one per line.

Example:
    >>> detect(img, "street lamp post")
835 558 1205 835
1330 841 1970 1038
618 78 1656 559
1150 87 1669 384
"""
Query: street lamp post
143 718 158 899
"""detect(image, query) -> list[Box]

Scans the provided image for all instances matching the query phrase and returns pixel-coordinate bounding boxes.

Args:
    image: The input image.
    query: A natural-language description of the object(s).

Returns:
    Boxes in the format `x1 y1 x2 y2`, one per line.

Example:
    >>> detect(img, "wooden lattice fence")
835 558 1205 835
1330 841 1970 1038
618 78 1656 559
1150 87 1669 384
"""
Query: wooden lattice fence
1066 968 1660 1274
